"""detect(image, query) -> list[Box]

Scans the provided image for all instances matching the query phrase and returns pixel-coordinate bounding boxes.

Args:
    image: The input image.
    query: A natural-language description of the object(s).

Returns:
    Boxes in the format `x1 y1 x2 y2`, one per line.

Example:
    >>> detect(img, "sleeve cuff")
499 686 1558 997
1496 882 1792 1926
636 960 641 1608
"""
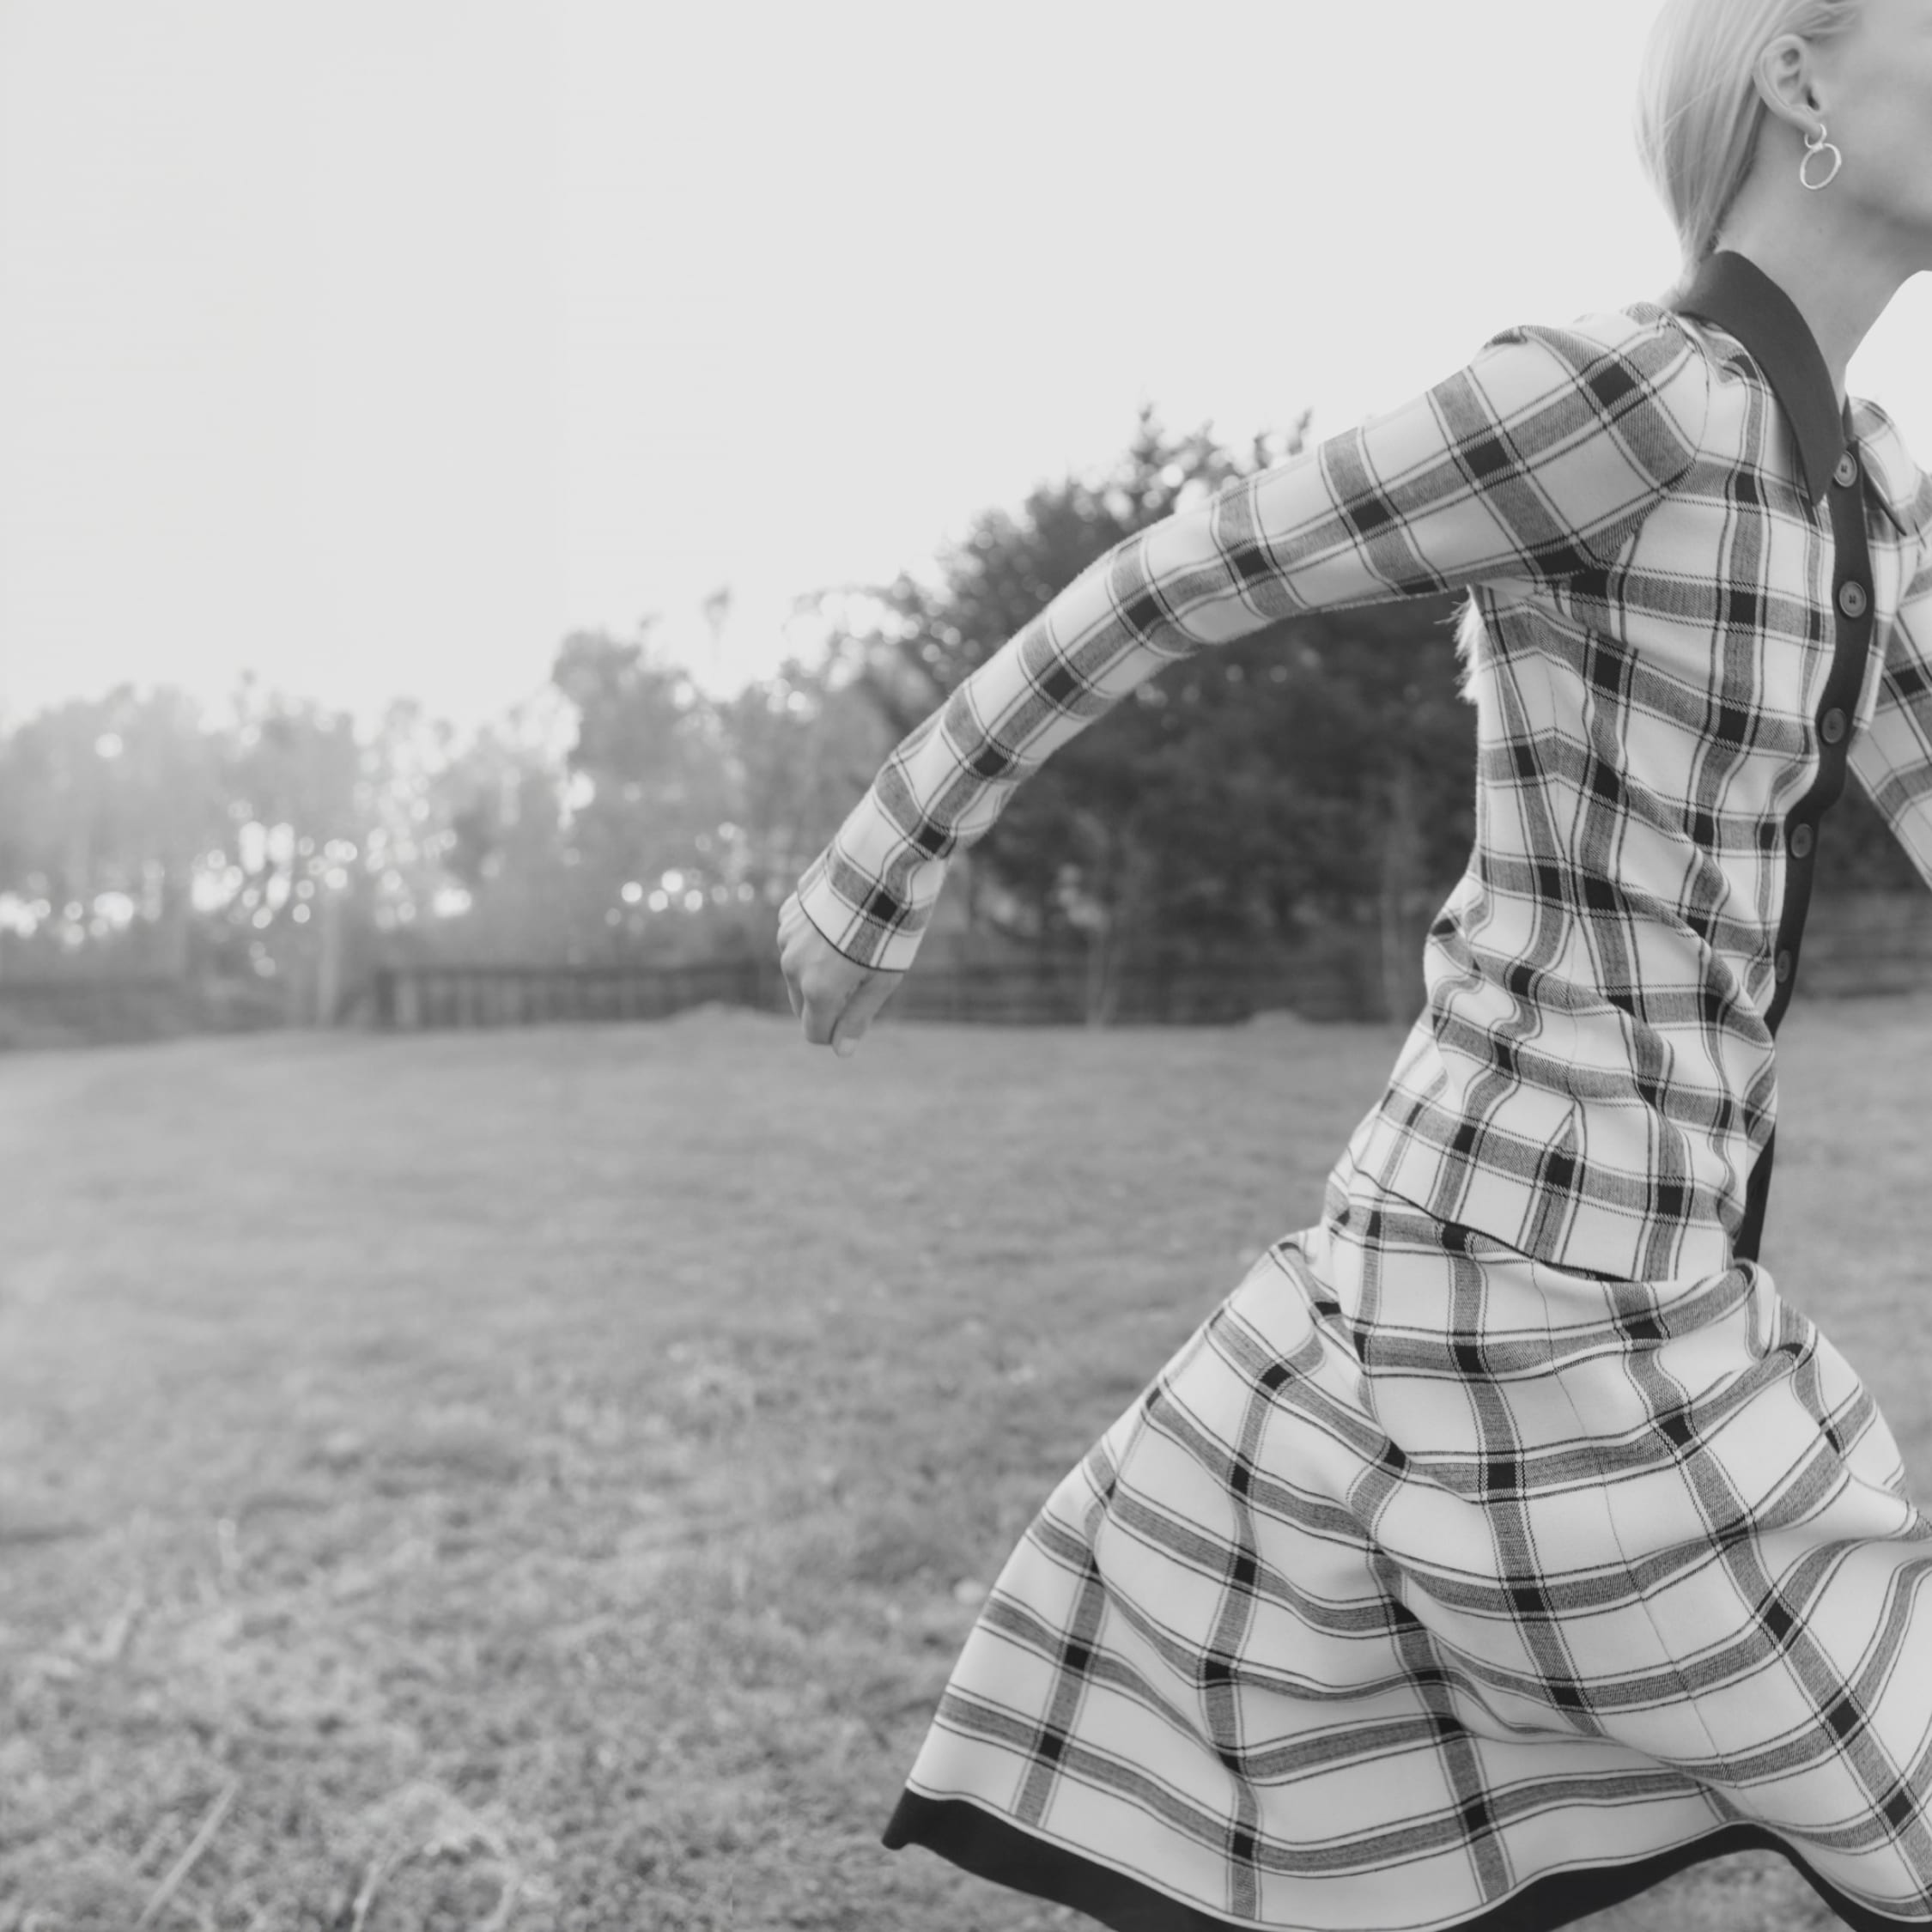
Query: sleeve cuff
794 850 928 975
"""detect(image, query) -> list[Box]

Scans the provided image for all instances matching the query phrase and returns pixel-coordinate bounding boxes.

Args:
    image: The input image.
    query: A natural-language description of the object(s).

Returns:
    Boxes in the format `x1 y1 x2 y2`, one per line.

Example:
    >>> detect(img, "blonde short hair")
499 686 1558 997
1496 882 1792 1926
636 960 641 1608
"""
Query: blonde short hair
1634 0 1863 298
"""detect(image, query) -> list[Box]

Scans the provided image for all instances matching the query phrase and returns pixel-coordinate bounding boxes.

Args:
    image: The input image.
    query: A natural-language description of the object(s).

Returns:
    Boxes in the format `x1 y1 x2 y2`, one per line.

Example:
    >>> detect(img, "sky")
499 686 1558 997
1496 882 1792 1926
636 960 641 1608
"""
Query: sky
3 0 1931 733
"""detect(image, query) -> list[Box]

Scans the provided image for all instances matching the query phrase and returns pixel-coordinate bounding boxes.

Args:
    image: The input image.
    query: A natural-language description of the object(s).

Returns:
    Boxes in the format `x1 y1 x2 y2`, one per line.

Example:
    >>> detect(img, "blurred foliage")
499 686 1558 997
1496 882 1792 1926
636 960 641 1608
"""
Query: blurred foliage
0 632 896 1008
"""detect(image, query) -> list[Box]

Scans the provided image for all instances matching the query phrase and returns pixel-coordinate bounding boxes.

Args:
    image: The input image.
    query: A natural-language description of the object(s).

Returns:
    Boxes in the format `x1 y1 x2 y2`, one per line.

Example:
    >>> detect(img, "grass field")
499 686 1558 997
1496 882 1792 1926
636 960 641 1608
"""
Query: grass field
4 998 1932 1930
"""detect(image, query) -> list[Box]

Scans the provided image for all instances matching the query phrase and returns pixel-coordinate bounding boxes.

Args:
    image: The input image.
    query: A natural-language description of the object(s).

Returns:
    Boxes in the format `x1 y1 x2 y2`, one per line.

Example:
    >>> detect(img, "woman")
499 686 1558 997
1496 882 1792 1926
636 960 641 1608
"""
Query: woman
776 2 1932 1927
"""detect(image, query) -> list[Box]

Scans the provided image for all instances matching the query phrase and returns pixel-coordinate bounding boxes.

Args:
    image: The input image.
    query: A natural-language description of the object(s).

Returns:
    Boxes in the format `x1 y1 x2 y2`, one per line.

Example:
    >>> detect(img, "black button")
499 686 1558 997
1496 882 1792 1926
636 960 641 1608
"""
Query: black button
1835 452 1860 489
1776 951 1795 985
1821 708 1848 745
1838 581 1869 620
1789 823 1815 860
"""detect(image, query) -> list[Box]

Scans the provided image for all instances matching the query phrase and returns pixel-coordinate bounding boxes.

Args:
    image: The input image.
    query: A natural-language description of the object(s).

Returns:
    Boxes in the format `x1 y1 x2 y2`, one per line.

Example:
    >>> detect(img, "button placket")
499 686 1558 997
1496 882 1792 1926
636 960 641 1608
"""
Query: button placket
1741 440 1879 1269
1765 470 1873 975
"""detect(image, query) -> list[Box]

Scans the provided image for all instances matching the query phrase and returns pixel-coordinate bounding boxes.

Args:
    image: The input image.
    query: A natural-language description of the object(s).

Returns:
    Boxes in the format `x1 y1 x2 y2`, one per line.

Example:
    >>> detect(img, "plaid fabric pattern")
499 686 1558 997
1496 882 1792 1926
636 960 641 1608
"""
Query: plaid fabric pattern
797 262 1932 1283
885 1171 1932 1931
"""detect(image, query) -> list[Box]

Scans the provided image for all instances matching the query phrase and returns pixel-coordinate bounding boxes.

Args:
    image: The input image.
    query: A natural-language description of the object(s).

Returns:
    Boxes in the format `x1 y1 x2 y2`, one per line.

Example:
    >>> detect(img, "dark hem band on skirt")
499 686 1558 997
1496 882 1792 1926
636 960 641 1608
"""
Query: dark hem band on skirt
883 1790 1932 1932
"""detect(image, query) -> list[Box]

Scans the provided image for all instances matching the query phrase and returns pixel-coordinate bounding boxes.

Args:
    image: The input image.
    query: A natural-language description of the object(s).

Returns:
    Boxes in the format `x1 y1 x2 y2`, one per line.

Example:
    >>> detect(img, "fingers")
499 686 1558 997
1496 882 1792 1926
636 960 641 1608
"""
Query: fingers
828 968 899 1058
799 993 837 1048
780 919 849 1048
774 890 898 1058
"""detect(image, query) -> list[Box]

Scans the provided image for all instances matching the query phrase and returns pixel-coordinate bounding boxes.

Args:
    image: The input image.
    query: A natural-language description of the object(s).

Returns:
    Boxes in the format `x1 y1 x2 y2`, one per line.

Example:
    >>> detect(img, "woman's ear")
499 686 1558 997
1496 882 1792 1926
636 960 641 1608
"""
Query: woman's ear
1752 32 1826 131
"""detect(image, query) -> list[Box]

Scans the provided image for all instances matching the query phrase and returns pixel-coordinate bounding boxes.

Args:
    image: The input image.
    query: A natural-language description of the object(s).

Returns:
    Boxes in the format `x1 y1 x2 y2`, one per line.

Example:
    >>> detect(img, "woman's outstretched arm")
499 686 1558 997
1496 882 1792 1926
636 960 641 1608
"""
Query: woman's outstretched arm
790 308 1711 994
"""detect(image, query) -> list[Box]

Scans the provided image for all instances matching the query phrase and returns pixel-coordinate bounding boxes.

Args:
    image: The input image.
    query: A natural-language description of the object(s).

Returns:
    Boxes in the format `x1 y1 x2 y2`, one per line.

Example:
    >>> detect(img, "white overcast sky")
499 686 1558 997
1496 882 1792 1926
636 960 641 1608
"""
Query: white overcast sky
3 0 1931 732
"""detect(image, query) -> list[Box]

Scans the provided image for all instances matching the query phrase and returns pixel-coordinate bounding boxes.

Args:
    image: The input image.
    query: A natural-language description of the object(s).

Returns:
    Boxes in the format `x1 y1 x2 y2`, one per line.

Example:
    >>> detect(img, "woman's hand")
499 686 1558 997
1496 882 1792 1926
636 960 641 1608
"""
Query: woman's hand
777 892 905 1057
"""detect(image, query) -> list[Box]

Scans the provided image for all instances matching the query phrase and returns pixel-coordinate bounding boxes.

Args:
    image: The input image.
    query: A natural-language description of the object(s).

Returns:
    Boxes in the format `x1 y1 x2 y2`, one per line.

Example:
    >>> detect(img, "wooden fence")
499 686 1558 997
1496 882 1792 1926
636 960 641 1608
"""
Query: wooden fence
6 893 1930 1045
368 958 787 1031
1797 891 1932 997
365 952 1354 1031
362 892 1932 1033
0 973 286 1046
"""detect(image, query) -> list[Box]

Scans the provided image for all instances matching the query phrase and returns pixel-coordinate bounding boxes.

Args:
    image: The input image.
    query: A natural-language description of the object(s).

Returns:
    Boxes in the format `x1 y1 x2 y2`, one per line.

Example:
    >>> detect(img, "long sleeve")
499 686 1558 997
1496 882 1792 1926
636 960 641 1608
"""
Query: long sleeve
797 309 1711 972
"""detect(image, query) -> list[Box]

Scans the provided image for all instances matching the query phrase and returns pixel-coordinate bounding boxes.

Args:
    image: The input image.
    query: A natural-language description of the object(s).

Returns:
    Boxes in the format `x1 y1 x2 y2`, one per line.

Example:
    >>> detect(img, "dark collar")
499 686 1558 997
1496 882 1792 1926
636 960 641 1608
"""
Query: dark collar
1674 250 1847 507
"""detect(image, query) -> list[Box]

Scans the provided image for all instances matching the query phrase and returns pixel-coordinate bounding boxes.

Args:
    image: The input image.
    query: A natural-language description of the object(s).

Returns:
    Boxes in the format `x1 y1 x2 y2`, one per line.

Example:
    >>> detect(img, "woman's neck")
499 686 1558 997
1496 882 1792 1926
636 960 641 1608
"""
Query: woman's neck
1716 198 1913 410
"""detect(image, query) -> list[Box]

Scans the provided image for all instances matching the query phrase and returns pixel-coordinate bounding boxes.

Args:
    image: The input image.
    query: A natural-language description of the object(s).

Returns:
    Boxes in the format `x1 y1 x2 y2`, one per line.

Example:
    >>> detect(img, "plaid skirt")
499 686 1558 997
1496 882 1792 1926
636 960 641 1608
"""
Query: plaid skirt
883 1168 1932 1932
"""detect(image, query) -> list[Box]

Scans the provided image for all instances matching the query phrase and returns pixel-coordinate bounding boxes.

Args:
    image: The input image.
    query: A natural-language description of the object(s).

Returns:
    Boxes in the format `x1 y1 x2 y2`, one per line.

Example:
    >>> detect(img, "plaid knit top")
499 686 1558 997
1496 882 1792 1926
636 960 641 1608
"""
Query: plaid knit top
796 252 1932 1283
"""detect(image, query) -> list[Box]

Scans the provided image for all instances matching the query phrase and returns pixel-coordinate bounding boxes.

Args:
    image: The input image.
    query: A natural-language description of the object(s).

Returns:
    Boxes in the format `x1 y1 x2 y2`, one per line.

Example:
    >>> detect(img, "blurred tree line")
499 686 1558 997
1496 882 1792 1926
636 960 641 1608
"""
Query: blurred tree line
0 408 1917 1024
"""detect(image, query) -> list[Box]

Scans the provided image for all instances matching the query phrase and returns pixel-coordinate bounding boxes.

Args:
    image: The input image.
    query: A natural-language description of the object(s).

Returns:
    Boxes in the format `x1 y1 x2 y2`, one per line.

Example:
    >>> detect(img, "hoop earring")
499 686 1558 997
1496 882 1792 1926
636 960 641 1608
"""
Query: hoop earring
1801 123 1843 191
